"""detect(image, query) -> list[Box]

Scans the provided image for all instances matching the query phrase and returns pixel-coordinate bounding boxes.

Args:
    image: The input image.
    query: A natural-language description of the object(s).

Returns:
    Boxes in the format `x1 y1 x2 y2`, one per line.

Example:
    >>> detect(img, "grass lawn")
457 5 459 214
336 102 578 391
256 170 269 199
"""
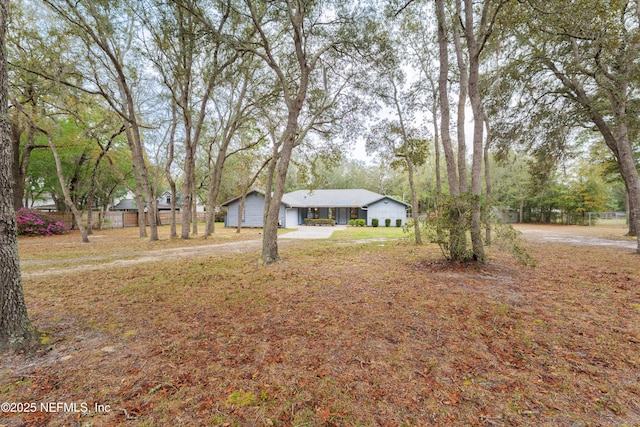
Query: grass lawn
1 226 639 426
331 225 407 240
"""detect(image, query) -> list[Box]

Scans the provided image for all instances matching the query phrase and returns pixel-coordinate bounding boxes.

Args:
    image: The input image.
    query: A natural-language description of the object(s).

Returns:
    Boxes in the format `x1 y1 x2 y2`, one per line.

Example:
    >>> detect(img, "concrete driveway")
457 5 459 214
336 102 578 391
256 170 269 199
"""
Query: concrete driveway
280 225 347 239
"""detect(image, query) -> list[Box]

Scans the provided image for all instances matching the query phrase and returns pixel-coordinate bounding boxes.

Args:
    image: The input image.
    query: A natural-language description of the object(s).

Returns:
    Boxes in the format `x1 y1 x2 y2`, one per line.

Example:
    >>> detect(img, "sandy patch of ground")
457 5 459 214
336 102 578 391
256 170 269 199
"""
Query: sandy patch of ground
515 223 637 249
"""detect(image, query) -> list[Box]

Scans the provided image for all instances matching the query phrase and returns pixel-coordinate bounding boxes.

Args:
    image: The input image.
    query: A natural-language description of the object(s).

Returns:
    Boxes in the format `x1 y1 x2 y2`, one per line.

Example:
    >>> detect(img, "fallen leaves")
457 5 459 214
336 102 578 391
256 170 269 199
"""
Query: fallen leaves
1 226 639 425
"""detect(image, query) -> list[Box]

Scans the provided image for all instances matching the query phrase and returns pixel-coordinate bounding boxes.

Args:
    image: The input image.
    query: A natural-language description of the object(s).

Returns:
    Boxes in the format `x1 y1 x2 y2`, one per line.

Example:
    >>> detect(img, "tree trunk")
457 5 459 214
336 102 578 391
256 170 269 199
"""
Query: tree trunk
204 148 227 237
586 86 640 250
236 194 247 233
627 194 636 236
166 102 178 238
453 0 468 194
0 0 34 349
539 28 640 250
262 109 300 264
431 93 442 203
122 122 147 238
614 137 640 249
407 158 422 244
436 0 459 195
129 120 158 242
483 114 492 243
10 122 34 211
85 128 119 235
463 0 486 263
203 72 250 238
191 189 198 235
431 91 444 244
390 77 422 245
86 192 94 235
519 198 524 223
45 133 90 243
436 0 467 260
180 139 195 239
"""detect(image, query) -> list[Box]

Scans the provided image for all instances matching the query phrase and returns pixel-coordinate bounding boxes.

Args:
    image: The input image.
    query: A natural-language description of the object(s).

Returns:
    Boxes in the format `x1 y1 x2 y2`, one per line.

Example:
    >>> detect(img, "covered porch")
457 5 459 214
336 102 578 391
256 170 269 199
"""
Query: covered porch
290 206 367 225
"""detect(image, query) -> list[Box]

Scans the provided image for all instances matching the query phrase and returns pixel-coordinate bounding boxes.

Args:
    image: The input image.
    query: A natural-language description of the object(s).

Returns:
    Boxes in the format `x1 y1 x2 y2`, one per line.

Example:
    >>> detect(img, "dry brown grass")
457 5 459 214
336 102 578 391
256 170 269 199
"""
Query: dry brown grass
18 224 264 261
1 225 639 426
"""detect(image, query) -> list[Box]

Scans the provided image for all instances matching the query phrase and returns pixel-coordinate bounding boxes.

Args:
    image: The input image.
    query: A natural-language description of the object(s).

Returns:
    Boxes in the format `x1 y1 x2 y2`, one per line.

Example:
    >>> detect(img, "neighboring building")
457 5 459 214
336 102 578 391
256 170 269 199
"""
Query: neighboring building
31 203 58 212
491 206 518 223
156 191 183 212
222 189 410 228
111 191 206 213
111 198 142 212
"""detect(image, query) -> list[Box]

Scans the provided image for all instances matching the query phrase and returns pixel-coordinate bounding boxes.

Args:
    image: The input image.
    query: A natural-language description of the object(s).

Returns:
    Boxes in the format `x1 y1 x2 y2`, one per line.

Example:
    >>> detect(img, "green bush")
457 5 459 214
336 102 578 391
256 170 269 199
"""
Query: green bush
385 218 391 227
303 218 335 226
355 219 366 227
371 218 379 227
349 219 355 226
422 194 534 265
396 219 402 227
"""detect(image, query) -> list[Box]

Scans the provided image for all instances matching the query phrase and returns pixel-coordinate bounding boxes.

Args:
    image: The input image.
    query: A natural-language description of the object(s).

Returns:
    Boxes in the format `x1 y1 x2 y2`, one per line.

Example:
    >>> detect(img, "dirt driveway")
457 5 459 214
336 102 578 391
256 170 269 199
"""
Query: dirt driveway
514 223 637 250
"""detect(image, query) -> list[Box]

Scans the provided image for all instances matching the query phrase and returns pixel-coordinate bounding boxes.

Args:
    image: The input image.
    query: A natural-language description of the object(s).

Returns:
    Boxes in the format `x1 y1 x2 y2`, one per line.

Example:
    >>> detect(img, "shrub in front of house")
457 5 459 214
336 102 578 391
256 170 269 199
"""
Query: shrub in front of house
16 208 69 236
349 219 355 226
396 218 402 227
371 218 379 227
303 218 335 226
385 218 391 227
356 219 366 227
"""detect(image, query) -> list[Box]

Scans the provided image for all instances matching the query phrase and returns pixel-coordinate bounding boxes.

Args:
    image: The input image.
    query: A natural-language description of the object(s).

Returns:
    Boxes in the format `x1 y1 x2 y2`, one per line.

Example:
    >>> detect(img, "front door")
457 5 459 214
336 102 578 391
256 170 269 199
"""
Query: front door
338 208 348 225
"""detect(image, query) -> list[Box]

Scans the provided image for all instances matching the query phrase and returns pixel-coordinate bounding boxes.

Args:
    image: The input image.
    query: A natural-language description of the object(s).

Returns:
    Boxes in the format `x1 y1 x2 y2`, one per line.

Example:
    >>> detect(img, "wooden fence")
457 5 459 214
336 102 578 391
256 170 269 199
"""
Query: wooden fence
46 211 207 229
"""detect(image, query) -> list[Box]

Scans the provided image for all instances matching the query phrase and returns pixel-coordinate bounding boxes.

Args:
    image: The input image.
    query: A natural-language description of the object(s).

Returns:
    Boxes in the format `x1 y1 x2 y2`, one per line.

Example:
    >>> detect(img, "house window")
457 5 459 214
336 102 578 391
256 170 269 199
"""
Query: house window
166 196 171 204
328 208 335 219
314 208 319 219
350 208 359 219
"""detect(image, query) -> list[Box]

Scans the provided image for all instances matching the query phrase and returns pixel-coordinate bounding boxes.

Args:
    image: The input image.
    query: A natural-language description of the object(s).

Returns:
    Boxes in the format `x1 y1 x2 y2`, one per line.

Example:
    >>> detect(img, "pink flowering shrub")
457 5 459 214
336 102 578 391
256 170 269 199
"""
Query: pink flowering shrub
15 208 69 236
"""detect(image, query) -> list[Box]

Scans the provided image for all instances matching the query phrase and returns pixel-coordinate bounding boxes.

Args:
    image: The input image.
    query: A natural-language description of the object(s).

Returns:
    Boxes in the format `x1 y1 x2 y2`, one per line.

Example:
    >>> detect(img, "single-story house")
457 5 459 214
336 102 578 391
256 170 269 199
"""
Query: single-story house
221 189 410 228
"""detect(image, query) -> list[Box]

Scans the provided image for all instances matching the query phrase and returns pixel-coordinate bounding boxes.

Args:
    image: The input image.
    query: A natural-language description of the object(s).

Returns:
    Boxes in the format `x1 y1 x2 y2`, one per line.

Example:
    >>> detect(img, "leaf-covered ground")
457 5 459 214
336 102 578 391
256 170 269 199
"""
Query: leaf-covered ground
1 225 639 426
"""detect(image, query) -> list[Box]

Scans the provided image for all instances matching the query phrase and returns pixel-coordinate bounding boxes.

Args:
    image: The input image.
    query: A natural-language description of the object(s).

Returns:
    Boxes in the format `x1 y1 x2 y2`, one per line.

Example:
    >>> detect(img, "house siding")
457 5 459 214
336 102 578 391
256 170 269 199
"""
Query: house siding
367 199 407 226
225 192 265 228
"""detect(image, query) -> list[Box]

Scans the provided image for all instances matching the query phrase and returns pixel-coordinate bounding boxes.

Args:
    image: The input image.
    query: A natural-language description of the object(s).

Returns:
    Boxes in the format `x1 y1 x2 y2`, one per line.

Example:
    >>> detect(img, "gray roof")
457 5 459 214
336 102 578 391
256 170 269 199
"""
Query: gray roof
220 189 265 207
111 199 139 211
283 189 410 208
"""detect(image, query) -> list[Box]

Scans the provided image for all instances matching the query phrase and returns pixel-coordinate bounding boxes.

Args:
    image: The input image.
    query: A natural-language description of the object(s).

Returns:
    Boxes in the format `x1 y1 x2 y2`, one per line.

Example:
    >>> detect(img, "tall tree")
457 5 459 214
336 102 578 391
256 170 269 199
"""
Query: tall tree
435 0 470 259
12 103 92 242
452 0 468 194
367 73 428 244
0 0 34 350
142 0 239 239
435 0 459 196
399 5 443 204
514 0 640 251
42 0 160 241
6 1 64 210
460 0 508 262
202 60 267 238
238 0 369 264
